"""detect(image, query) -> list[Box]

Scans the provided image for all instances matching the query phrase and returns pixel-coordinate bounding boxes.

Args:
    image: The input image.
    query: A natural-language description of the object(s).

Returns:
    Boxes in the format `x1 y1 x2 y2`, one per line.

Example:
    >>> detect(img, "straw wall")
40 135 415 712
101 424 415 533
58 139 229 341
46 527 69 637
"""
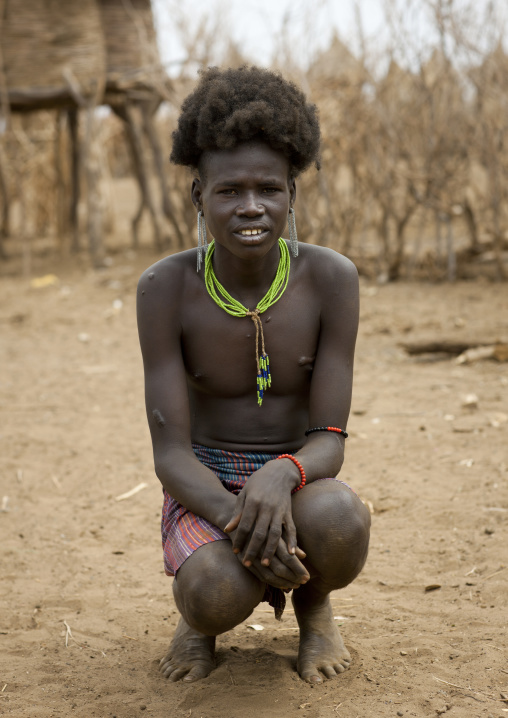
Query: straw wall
99 0 160 82
1 0 106 107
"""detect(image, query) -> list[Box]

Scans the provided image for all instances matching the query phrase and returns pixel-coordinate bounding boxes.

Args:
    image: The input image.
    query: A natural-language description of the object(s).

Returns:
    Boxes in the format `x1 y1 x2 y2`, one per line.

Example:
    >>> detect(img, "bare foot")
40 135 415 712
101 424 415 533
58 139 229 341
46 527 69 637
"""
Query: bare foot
292 591 351 684
159 617 216 682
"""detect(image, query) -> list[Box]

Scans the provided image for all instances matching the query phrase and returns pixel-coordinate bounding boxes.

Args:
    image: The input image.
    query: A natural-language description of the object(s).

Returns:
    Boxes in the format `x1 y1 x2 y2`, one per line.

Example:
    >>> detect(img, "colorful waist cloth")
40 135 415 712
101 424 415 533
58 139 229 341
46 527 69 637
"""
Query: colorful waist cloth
160 444 353 620
161 444 289 617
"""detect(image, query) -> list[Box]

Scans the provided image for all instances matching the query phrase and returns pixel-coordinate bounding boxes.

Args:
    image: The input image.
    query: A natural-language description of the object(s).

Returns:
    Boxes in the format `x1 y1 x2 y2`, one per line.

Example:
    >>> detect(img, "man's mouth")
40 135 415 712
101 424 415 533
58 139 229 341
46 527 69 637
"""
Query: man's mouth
237 228 264 236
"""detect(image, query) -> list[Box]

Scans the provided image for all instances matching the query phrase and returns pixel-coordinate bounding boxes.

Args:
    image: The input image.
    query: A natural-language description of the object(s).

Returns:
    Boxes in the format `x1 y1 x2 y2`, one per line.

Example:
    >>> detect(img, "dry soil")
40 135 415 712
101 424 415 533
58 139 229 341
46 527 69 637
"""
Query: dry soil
1 251 507 718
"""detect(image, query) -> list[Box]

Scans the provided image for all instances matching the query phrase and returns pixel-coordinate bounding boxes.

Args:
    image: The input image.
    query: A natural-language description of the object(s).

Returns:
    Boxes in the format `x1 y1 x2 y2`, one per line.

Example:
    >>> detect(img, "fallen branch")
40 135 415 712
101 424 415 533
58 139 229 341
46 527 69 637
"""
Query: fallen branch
400 339 496 356
457 344 508 364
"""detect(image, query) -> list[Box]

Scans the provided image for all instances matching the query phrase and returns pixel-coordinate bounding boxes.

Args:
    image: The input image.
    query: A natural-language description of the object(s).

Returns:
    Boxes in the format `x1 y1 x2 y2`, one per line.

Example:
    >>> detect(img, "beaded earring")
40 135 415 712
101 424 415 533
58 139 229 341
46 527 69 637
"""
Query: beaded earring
288 207 298 257
196 210 208 272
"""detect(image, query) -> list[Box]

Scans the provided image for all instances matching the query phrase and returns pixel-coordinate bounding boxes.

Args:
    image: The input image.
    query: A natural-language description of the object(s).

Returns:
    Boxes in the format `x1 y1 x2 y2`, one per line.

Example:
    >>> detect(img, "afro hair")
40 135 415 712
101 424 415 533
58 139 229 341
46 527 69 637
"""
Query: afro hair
170 66 320 177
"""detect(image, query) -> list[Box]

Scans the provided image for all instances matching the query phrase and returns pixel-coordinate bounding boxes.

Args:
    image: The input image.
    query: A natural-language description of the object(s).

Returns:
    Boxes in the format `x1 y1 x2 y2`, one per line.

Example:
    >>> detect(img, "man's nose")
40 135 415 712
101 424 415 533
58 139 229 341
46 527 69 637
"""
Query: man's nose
237 193 264 216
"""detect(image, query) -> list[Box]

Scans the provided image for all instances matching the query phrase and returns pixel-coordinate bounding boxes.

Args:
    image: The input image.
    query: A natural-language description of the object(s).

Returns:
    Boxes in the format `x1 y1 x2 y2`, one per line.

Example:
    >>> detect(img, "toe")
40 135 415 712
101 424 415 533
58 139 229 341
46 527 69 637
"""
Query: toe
321 665 338 679
300 667 323 684
159 658 170 672
160 663 176 679
183 662 212 682
168 667 188 682
308 674 323 684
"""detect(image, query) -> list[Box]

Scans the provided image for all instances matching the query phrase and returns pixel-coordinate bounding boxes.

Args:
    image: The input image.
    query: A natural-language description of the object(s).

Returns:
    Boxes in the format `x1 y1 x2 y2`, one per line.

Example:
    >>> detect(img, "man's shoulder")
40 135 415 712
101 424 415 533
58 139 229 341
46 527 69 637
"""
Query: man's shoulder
298 243 358 286
137 249 196 298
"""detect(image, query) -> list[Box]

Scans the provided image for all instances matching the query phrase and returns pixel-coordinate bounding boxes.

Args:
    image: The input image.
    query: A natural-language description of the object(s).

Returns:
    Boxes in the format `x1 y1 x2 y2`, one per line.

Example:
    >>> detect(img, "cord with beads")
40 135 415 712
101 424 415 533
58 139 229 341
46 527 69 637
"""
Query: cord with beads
276 454 306 494
305 426 348 438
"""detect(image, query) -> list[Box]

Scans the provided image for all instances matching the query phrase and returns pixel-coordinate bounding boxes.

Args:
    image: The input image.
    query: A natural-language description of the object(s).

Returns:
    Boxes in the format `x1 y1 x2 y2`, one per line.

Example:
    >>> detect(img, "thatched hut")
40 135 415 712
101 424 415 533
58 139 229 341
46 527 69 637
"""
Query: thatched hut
99 0 183 250
0 0 181 264
0 0 108 264
100 0 162 105
1 0 106 110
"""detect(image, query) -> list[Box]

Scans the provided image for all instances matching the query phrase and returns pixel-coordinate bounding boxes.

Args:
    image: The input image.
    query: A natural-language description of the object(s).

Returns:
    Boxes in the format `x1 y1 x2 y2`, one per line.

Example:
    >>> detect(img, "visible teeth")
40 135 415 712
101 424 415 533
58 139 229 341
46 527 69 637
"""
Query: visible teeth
240 229 262 236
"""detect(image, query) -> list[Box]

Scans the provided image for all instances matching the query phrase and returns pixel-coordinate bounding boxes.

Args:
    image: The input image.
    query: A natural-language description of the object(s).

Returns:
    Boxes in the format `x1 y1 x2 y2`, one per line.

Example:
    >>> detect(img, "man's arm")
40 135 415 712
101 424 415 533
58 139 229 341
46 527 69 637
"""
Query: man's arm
137 258 236 531
291 248 359 477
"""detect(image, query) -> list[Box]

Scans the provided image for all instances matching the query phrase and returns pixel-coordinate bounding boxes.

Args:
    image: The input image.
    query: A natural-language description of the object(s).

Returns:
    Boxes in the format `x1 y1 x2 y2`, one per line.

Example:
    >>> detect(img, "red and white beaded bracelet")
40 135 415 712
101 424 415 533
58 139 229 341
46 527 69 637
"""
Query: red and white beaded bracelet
304 426 348 438
277 453 306 494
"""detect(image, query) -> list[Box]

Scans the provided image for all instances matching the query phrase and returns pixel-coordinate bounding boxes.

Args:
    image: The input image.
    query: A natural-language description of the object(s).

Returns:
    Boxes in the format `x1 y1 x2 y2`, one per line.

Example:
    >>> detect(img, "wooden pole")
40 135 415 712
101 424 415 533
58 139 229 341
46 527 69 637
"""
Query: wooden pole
82 100 104 268
54 110 67 252
116 102 167 252
63 69 105 266
68 107 80 254
140 102 185 250
0 139 9 257
0 12 11 259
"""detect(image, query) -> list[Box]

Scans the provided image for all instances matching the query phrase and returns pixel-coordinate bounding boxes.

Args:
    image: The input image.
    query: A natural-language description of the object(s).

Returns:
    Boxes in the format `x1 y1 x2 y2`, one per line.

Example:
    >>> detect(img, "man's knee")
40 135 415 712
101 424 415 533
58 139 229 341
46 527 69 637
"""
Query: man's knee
293 482 371 587
173 541 264 635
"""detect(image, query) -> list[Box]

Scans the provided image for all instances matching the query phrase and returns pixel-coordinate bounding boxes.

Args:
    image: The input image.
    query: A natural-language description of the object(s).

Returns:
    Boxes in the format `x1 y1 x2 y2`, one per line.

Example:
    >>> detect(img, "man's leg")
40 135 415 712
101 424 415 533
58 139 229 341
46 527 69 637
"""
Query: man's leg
291 480 371 684
160 540 265 682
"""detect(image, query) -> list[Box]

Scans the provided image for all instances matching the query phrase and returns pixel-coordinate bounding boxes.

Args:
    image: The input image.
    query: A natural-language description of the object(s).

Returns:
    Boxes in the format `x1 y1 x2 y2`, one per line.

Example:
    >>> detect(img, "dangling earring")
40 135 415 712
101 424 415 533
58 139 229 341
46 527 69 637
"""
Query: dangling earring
288 207 298 257
197 210 208 272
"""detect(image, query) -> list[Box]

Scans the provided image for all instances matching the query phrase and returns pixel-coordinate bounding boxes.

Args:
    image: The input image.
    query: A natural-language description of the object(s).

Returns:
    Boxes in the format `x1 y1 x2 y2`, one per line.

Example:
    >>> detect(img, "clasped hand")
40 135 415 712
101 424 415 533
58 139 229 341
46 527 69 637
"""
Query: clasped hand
223 462 310 590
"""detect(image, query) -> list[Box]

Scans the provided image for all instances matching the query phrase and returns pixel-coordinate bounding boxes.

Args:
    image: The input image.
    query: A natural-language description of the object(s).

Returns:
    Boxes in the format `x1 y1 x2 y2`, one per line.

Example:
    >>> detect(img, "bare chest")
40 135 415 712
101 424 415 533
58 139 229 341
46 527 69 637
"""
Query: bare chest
180 287 321 398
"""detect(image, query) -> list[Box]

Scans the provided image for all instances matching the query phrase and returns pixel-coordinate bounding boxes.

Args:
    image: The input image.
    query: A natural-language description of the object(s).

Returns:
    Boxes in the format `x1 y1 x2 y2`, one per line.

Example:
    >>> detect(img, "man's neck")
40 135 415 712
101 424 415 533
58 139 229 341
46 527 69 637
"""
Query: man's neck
211 241 282 305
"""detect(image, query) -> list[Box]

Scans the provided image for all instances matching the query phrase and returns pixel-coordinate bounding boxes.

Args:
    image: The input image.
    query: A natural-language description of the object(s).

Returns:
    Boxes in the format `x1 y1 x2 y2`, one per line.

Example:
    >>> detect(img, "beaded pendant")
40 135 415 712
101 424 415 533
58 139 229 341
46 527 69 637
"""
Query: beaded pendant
257 353 271 406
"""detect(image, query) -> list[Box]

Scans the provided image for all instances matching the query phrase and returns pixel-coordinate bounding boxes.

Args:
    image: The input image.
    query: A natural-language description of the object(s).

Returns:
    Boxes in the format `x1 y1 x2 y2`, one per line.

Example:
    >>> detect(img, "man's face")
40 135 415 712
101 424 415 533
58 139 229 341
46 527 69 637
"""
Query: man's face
193 140 296 262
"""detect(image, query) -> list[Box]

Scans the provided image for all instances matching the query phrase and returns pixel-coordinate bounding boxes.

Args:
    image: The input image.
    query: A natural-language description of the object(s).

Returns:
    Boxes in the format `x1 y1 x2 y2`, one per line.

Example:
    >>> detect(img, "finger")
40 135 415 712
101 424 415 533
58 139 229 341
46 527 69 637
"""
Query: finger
281 527 306 560
275 541 310 581
268 554 306 585
282 514 298 555
278 557 309 583
223 513 241 533
229 508 259 554
260 523 283 566
242 520 271 566
241 558 300 590
223 493 246 533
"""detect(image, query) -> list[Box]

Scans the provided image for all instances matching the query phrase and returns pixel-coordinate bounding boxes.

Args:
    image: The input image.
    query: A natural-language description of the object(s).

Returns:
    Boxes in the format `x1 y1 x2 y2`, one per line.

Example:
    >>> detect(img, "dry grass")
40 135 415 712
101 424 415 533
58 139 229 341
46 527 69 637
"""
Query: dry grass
1 0 508 280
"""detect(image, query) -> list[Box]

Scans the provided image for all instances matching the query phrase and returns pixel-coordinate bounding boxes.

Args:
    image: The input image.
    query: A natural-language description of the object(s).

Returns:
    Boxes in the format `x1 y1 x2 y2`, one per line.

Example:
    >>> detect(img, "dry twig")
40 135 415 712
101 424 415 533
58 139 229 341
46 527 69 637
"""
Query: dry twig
63 620 106 657
432 675 497 701
115 482 148 501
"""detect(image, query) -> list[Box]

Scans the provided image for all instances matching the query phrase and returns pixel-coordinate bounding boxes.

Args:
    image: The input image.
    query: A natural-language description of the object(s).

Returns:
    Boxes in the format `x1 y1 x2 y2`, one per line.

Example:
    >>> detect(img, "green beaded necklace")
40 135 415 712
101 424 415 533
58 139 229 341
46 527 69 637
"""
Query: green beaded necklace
204 237 290 406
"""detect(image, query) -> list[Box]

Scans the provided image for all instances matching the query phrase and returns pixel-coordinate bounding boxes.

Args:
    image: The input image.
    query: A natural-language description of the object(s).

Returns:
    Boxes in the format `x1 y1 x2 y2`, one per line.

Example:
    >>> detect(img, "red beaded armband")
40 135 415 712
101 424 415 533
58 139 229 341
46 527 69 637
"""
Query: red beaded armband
304 426 348 438
277 453 306 494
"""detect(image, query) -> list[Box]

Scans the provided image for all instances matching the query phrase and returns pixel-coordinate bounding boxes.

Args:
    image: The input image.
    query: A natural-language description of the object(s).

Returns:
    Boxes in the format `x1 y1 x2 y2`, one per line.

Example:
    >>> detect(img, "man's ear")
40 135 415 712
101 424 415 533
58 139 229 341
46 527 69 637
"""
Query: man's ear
191 177 203 211
289 177 297 207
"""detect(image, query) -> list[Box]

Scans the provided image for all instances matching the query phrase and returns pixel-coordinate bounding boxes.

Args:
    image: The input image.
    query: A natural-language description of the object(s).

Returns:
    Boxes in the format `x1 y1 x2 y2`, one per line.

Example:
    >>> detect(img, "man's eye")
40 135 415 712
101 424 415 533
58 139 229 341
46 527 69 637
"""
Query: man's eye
220 189 237 195
263 187 278 193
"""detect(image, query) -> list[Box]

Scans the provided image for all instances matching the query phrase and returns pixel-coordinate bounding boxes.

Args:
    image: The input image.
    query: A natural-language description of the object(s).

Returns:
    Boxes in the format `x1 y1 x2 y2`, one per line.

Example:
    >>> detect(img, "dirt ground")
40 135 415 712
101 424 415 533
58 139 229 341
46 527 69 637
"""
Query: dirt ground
1 245 507 718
